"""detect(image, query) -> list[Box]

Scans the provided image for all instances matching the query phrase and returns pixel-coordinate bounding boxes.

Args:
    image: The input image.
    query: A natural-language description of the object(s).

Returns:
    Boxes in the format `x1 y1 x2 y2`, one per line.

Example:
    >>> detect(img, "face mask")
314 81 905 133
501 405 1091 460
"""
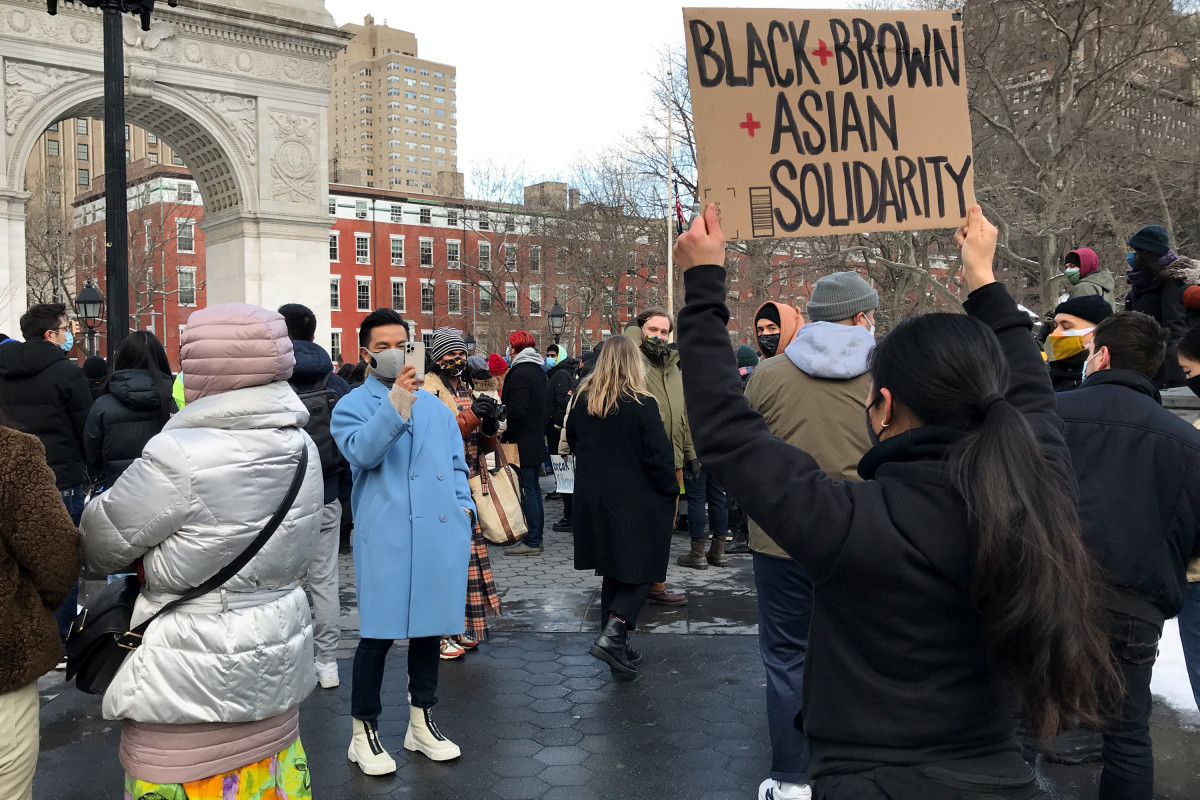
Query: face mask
1065 267 1082 285
367 348 405 383
60 330 74 353
441 357 466 377
1082 350 1101 380
1187 374 1200 400
1046 328 1094 361
1126 252 1137 269
643 336 669 357
504 346 511 360
866 405 881 447
757 334 780 357
544 356 557 369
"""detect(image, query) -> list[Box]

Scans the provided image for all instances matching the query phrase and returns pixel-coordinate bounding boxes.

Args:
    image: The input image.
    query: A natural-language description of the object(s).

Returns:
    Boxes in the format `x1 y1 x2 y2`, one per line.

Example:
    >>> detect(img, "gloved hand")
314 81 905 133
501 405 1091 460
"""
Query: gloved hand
471 394 500 421
684 459 702 481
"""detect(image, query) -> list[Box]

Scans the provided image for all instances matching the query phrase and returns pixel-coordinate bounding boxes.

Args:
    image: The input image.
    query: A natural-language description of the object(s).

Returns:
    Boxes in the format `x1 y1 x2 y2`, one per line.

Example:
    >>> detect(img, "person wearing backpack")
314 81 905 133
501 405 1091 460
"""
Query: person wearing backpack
279 304 351 690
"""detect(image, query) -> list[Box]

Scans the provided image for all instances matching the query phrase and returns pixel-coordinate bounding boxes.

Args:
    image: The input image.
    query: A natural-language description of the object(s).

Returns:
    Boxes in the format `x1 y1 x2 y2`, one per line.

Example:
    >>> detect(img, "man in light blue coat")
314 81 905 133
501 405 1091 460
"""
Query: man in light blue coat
331 308 475 776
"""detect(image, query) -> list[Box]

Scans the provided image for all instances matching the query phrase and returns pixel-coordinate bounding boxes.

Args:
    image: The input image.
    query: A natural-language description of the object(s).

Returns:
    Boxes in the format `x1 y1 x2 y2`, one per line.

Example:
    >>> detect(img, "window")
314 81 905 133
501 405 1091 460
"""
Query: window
356 278 372 311
447 209 458 227
46 139 59 157
504 244 516 270
390 204 402 223
77 168 89 186
419 207 431 225
76 119 88 135
478 241 491 270
505 283 518 313
355 200 369 220
420 237 433 266
405 65 416 74
479 282 494 313
328 197 336 215
144 220 153 252
530 284 542 316
76 143 88 161
422 330 434 348
330 331 341 362
447 240 460 269
177 219 195 253
330 278 340 310
177 183 193 202
355 233 370 264
173 155 184 166
47 122 58 131
390 235 404 265
178 268 197 306
390 278 406 312
478 212 490 231
421 280 434 313
448 282 461 314
147 132 157 144
530 246 541 273
329 232 339 261
148 153 158 166
625 287 636 317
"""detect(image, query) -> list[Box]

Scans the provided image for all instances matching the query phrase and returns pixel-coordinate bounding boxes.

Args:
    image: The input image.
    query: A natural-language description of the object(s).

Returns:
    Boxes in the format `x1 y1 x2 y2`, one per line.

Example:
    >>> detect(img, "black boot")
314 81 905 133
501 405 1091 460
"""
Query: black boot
590 615 636 676
725 528 751 555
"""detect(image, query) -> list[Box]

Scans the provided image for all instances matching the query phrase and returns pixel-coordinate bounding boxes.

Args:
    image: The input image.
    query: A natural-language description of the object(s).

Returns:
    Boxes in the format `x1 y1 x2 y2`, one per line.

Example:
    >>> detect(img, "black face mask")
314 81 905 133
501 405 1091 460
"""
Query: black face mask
866 405 881 447
757 334 781 358
441 358 466 377
1187 374 1200 400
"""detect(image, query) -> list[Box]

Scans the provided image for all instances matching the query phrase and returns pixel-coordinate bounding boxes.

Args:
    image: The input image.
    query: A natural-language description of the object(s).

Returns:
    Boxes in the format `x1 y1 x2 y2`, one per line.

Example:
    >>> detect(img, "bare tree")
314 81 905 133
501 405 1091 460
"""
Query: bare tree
24 169 81 307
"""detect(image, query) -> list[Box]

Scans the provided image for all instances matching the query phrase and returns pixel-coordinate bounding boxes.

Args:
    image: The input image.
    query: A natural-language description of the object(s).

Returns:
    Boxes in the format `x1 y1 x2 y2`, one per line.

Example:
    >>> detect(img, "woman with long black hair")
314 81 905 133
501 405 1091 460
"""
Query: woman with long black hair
83 330 176 493
675 205 1112 799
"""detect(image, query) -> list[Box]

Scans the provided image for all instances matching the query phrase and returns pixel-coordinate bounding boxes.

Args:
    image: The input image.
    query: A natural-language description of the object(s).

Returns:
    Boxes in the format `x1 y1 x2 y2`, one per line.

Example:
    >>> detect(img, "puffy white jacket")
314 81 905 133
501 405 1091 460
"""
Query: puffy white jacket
80 381 323 724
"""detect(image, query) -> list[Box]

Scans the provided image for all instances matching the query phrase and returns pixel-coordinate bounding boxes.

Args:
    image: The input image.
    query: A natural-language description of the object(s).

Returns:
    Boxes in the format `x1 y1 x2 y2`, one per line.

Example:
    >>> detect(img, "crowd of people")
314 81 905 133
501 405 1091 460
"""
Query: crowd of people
0 209 1197 800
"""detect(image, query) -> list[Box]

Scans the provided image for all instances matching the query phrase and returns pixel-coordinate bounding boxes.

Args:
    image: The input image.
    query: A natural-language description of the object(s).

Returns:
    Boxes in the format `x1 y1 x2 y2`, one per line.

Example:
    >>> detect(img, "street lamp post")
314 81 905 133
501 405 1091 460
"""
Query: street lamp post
75 282 104 355
548 299 566 346
46 0 177 360
464 332 476 355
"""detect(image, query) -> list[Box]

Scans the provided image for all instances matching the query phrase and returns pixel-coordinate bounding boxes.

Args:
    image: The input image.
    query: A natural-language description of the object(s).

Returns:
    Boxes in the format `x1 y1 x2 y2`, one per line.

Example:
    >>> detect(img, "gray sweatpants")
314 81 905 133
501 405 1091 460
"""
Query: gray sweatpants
309 498 342 662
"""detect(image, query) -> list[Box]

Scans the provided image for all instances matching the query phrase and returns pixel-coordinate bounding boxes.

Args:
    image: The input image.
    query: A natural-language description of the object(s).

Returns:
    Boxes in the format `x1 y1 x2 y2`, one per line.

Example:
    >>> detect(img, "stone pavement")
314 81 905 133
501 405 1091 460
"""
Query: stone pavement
33 488 1200 799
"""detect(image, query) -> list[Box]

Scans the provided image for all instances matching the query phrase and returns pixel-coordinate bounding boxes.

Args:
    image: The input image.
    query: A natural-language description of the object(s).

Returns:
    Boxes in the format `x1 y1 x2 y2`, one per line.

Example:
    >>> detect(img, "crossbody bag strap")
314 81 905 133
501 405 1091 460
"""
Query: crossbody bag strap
119 445 310 646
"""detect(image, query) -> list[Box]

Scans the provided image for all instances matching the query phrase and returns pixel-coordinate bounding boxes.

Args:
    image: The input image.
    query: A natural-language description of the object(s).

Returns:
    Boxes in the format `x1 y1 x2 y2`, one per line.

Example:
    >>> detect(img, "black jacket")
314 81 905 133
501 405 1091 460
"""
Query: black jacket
83 369 175 490
290 339 350 504
1057 369 1200 620
1047 351 1086 393
501 356 548 466
0 341 92 489
1127 255 1200 387
544 357 578 436
680 267 1066 777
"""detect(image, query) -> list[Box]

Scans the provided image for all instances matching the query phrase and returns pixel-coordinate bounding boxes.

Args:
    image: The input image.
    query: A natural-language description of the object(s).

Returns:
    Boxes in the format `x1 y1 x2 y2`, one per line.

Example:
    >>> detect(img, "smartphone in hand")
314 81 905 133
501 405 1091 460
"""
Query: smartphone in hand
404 341 426 380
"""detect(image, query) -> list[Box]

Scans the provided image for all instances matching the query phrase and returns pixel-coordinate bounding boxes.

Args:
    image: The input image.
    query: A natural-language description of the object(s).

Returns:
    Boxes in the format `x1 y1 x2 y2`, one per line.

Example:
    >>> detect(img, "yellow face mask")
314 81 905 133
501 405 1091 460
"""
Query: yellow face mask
1047 328 1095 361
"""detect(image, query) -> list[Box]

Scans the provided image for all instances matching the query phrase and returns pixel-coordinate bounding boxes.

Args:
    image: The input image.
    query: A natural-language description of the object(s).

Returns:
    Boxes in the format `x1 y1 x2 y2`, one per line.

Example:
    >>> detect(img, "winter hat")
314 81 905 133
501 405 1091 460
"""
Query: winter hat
1127 225 1170 256
1053 295 1113 325
755 304 781 326
466 355 489 373
806 272 879 322
487 353 509 377
179 303 294 404
736 345 759 368
1182 285 1200 311
430 326 467 362
82 355 109 380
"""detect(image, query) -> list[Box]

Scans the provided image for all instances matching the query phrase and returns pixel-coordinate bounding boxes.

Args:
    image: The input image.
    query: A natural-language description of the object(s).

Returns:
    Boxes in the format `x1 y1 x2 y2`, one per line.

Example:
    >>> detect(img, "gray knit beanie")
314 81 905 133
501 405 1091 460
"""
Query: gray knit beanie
430 326 467 362
806 272 879 322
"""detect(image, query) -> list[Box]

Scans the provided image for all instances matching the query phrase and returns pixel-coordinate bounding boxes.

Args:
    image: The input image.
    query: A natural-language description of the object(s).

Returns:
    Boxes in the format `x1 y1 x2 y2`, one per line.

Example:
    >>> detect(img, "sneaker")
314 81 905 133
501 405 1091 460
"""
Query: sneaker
552 518 573 532
439 637 466 660
453 633 480 651
315 660 339 689
55 657 67 671
758 779 812 800
504 542 543 556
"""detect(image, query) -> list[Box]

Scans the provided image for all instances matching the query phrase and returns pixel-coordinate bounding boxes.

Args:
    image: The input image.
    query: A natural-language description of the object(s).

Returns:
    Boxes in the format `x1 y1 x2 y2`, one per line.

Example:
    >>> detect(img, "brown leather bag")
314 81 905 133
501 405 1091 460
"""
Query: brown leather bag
471 437 528 545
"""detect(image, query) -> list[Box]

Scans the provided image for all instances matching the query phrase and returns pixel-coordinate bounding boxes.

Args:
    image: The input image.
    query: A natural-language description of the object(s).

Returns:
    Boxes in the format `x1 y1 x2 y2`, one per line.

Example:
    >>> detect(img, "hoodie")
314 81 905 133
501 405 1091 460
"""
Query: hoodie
83 369 176 489
1066 249 1115 307
0 340 92 488
744 322 875 559
753 300 804 356
288 339 350 502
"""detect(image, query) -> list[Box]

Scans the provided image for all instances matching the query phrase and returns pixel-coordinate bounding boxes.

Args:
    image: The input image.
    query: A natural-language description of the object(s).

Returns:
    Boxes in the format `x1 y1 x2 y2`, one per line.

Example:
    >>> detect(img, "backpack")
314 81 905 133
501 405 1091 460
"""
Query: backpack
292 375 344 475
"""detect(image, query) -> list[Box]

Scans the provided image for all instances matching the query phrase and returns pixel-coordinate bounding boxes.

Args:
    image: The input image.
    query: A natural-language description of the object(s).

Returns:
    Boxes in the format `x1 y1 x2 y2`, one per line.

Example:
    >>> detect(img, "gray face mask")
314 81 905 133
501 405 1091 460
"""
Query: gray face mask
368 348 405 383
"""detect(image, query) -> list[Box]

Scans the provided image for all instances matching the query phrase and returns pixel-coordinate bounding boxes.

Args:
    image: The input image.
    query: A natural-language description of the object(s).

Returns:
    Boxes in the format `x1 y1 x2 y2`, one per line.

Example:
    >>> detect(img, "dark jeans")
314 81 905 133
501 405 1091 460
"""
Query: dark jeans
813 752 1043 800
54 486 84 643
1178 581 1200 710
1099 611 1162 800
600 577 653 630
754 552 813 784
519 465 545 548
351 636 440 723
685 468 728 543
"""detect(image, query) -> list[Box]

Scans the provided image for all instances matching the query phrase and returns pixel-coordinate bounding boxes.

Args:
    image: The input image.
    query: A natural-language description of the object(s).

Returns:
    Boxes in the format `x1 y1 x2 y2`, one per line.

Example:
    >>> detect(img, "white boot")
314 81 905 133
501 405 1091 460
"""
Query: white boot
403 705 461 761
347 718 397 775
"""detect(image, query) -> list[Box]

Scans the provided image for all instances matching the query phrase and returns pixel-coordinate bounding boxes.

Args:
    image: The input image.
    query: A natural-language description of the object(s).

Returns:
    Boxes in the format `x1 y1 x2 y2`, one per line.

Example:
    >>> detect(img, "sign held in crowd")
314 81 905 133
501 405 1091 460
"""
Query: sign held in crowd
683 8 975 240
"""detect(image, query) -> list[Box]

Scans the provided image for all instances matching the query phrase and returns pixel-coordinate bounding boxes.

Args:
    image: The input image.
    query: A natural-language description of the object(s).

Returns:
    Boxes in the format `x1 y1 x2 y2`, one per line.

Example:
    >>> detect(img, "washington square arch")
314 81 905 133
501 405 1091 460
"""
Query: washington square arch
0 0 349 340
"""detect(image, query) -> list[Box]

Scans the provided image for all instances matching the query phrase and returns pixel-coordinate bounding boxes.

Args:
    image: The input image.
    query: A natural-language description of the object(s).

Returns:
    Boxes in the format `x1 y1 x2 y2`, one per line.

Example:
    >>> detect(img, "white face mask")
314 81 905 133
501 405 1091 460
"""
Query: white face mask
1082 349 1101 379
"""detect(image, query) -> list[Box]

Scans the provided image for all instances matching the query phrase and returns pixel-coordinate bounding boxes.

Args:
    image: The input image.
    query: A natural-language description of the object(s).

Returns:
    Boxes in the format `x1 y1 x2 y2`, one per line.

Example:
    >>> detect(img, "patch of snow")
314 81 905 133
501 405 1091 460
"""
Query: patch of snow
1151 618 1199 726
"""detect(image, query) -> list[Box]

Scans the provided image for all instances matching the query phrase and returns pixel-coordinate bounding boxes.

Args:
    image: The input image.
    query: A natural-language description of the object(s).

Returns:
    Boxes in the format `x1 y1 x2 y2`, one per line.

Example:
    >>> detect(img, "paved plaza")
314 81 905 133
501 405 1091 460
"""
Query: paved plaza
33 491 1200 799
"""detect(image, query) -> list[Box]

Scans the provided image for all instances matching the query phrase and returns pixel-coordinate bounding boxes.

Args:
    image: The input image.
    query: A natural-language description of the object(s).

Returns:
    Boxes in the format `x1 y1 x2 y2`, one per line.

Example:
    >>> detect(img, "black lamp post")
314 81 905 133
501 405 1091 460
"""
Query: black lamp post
47 0 178 361
548 299 566 346
464 332 476 355
76 282 104 356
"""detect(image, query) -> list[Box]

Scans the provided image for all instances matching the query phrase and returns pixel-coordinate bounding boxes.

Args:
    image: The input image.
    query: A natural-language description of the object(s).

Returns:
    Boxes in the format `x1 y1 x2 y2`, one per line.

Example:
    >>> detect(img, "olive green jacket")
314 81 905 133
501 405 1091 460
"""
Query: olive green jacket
622 323 695 469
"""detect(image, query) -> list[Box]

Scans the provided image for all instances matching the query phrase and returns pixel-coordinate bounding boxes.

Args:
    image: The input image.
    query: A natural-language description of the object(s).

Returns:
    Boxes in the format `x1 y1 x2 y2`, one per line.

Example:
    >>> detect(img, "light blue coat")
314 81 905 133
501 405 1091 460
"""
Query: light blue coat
331 375 475 639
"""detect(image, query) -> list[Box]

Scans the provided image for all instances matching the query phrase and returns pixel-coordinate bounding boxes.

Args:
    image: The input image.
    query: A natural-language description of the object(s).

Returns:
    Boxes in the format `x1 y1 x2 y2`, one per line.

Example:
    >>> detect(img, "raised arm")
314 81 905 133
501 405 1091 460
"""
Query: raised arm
331 383 413 471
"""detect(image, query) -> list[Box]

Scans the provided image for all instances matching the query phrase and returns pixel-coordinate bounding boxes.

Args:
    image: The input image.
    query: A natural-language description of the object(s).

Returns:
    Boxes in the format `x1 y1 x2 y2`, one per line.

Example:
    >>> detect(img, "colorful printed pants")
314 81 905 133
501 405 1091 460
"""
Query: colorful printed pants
124 739 310 800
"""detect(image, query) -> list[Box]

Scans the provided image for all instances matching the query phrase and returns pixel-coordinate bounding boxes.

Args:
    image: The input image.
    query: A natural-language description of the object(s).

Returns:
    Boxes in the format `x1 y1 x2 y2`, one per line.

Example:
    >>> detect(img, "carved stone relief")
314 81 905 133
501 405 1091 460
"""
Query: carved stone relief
186 90 257 165
269 111 317 204
4 61 88 135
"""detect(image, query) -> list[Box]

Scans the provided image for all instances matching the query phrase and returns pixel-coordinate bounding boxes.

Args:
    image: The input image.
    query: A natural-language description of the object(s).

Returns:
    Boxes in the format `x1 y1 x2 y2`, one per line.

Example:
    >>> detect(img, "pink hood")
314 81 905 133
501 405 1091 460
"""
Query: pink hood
1067 247 1099 277
180 303 295 404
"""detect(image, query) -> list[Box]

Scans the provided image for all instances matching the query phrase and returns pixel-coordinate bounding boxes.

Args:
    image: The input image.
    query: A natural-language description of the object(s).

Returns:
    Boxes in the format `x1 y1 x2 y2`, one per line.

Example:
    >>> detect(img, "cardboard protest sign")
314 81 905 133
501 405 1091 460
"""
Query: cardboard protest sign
550 455 575 494
683 8 974 240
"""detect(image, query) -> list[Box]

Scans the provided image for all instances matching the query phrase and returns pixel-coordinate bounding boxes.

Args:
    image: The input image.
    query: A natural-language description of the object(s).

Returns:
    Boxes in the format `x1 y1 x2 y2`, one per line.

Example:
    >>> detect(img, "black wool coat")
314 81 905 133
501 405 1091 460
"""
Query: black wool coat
83 369 175 490
568 392 679 584
544 357 578 436
501 359 548 466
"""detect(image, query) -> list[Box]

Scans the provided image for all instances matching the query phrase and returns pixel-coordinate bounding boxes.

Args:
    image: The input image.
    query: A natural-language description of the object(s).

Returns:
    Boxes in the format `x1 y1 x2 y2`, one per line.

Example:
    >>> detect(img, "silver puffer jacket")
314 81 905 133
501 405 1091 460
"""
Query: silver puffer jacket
80 381 323 724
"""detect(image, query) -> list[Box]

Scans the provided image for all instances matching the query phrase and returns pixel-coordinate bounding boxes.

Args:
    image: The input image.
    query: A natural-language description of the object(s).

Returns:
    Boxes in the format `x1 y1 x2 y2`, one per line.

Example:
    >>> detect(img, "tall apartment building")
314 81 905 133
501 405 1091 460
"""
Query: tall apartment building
328 15 462 196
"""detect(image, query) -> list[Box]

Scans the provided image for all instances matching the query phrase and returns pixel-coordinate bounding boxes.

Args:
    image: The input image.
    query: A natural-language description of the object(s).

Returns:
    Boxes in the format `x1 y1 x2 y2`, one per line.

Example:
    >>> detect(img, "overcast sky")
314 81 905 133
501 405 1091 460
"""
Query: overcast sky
325 0 856 188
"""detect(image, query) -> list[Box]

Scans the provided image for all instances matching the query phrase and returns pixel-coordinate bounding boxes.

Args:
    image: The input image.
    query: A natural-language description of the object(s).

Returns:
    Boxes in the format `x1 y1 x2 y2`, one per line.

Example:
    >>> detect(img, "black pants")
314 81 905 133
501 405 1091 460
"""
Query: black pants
351 636 440 723
813 752 1043 800
1099 612 1162 800
600 577 652 630
561 493 573 522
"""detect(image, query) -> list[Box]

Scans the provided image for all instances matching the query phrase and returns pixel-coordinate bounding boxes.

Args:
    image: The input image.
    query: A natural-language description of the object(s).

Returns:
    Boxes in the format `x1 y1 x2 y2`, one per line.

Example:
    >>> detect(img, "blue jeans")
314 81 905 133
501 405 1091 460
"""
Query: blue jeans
519 465 544 548
53 486 84 643
350 636 440 722
1178 581 1200 711
753 551 813 784
1099 612 1162 800
685 468 728 543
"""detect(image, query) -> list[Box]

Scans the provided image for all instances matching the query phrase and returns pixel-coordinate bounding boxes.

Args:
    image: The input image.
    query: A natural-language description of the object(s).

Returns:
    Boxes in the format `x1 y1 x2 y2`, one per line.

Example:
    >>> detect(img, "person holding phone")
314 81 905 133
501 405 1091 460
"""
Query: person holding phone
331 308 476 775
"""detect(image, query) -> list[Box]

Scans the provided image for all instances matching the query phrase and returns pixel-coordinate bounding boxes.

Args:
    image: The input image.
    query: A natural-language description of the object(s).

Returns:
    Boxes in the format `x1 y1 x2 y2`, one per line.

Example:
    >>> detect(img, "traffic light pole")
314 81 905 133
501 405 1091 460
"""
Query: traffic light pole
101 0 128 360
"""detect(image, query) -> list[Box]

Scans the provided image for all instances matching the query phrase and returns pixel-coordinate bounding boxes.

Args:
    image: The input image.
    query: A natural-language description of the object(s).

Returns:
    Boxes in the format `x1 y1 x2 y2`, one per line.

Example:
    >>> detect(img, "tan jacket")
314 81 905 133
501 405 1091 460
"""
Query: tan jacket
623 324 696 468
744 333 873 559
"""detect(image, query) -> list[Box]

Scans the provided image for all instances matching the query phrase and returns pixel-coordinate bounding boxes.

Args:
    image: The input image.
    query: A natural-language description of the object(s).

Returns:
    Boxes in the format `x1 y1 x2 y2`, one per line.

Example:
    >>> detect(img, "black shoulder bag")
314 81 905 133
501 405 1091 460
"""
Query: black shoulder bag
66 447 310 695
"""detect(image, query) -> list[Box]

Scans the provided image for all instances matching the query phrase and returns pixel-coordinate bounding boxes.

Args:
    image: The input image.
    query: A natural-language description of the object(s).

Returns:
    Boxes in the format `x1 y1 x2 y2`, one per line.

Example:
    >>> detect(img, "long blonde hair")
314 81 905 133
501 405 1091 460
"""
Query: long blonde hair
584 335 651 418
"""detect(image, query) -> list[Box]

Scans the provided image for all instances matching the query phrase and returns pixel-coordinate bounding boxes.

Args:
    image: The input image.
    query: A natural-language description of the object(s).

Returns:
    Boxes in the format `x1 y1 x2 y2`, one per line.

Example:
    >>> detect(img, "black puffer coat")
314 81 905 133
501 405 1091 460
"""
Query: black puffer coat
83 369 176 490
544 356 579 436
